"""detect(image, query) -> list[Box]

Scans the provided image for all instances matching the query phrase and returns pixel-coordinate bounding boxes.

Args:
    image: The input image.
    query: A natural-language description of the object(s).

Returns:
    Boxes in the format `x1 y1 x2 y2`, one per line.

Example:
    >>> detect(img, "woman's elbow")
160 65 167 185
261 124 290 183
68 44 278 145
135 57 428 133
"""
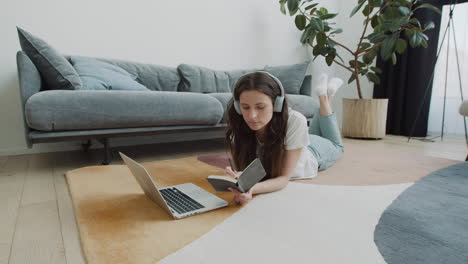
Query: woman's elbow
279 176 289 190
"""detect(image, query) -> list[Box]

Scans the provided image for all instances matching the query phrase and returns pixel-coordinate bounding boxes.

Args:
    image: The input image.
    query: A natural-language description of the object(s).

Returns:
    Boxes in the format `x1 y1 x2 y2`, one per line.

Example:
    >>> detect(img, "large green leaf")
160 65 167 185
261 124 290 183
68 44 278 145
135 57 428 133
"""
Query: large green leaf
350 0 366 17
295 15 307 30
404 28 414 38
415 4 441 14
396 0 411 4
287 0 299 15
371 66 382 74
319 46 329 56
349 60 367 68
362 5 373 16
335 52 345 63
348 73 356 84
363 50 377 64
420 32 428 41
359 42 371 52
300 27 311 44
330 28 343 34
380 34 398 59
420 38 428 48
424 21 435 30
300 0 315 6
320 13 338 20
380 16 409 32
409 18 421 28
409 32 422 48
316 32 326 47
371 15 380 28
366 72 380 84
280 2 287 15
382 6 400 19
325 55 334 66
305 3 318 10
310 18 324 31
370 0 383 8
398 6 410 16
395 38 407 54
313 45 321 56
367 32 386 43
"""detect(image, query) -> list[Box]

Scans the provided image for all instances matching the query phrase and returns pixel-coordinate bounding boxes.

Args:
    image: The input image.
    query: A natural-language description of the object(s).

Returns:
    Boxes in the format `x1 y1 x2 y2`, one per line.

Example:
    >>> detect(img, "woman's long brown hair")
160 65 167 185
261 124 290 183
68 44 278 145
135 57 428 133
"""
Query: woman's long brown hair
225 72 289 179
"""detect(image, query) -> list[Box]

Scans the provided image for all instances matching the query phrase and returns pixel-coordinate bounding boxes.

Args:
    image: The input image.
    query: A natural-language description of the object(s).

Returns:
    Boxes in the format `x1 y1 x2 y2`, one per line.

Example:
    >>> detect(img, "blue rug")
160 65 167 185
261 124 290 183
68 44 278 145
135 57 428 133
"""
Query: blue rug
374 162 468 264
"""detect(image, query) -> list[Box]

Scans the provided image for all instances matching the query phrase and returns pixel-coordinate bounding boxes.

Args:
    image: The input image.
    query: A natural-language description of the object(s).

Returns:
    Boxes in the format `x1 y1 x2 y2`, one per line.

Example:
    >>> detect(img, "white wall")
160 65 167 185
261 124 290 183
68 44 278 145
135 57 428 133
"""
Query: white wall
0 0 373 156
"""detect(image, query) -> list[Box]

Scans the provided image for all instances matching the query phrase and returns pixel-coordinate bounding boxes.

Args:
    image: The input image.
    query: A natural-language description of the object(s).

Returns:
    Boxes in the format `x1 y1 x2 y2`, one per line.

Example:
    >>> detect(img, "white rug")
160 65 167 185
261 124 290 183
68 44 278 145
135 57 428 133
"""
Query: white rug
157 182 411 264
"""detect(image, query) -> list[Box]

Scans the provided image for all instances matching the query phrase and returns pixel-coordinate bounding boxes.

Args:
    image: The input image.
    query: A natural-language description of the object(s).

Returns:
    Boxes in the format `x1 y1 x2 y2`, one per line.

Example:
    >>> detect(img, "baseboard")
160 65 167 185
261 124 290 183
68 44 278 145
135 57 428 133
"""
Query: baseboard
0 131 225 157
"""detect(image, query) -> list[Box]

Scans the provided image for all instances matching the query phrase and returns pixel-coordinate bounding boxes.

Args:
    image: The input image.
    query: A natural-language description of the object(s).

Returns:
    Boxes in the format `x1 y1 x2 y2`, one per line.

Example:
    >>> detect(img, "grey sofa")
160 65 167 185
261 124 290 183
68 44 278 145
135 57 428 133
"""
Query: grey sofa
16 51 318 164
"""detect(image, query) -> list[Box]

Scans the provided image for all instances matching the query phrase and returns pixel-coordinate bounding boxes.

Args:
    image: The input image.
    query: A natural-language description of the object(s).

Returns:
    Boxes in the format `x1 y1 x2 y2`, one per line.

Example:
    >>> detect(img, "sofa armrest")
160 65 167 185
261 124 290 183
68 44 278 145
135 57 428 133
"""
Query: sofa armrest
17 51 42 105
16 51 43 148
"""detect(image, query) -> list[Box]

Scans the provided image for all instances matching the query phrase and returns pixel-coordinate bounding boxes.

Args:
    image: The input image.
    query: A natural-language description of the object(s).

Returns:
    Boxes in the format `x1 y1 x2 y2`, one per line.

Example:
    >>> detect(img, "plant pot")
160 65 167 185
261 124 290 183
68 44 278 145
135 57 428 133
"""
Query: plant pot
341 98 389 139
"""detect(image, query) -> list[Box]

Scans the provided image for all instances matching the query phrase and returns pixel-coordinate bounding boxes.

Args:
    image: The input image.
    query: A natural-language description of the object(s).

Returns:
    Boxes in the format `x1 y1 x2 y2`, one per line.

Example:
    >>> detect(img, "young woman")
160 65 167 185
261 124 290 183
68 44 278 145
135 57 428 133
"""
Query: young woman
225 71 344 205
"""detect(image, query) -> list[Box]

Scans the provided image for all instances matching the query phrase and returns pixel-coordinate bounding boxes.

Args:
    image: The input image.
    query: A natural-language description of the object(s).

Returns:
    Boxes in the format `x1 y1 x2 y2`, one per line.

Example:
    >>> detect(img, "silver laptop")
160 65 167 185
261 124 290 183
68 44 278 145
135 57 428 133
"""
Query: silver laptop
119 152 228 219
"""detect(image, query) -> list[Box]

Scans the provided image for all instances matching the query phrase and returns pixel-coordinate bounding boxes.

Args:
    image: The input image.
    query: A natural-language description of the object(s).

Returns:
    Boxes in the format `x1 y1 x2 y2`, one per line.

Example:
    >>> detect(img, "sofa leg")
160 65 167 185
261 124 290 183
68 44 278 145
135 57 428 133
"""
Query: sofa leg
82 140 92 152
98 138 111 165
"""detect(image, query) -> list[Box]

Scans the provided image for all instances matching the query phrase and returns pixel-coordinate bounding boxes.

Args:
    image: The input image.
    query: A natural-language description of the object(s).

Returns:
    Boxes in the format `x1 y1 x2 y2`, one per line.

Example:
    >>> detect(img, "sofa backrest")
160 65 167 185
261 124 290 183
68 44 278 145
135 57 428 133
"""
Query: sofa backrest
16 50 313 102
177 62 311 95
93 57 181 92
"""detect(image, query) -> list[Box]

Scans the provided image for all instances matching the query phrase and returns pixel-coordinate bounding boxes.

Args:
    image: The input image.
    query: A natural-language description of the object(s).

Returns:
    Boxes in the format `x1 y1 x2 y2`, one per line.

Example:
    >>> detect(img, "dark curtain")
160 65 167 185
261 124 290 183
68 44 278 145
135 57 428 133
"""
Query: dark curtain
373 0 467 136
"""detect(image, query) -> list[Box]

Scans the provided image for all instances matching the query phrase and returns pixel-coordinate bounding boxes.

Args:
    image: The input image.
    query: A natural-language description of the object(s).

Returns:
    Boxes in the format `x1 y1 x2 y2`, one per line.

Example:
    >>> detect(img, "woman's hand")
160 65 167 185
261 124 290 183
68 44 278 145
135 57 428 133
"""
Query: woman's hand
228 187 254 206
225 166 242 179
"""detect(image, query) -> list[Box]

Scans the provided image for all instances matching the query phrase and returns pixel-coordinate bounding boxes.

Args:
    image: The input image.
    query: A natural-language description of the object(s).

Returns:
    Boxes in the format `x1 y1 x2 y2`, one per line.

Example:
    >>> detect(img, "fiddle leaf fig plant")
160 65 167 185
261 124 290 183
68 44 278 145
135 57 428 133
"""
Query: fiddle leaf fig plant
280 0 440 99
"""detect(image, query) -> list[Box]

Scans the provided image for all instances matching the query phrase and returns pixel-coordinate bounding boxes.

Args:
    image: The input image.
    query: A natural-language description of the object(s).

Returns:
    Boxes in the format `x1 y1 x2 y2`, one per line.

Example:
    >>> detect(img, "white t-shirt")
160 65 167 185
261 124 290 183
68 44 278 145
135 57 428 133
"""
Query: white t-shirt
284 109 319 180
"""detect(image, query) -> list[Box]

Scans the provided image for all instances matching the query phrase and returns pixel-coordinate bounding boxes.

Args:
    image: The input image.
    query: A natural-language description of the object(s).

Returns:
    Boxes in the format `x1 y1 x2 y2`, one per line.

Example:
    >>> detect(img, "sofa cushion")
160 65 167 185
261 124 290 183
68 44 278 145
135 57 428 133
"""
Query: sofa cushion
177 64 230 93
25 91 224 131
207 93 318 123
177 64 261 93
264 61 310 94
17 27 82 90
70 56 149 91
300 75 312 96
286 94 318 118
96 58 180 92
206 93 232 122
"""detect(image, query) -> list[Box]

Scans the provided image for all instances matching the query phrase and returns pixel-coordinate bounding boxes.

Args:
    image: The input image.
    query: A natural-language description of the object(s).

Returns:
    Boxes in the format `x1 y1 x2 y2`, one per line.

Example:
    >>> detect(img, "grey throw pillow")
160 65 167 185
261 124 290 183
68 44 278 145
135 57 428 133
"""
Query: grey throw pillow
16 27 82 90
300 75 312 96
264 61 310 94
177 64 230 93
69 56 149 91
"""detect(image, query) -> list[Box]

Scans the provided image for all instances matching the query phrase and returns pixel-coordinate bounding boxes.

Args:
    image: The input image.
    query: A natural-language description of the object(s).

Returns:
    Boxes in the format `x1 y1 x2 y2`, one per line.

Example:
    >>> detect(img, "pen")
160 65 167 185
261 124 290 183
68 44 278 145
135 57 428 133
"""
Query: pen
228 158 236 173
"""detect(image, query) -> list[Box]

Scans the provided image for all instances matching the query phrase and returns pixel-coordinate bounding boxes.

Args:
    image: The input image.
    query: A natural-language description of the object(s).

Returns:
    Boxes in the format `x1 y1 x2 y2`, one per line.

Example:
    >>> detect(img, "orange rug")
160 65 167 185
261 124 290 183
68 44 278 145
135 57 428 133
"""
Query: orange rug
66 157 241 264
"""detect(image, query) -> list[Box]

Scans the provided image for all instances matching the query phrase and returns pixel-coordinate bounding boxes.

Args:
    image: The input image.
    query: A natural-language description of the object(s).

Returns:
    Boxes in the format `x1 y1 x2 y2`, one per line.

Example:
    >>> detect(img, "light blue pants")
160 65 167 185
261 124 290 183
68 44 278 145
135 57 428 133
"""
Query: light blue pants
307 110 344 171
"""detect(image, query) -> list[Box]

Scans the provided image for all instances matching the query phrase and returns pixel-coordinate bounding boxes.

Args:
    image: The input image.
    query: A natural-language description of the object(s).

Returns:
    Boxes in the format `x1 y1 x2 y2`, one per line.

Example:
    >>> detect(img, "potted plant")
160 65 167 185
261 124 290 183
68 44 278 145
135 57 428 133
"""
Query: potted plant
280 0 440 138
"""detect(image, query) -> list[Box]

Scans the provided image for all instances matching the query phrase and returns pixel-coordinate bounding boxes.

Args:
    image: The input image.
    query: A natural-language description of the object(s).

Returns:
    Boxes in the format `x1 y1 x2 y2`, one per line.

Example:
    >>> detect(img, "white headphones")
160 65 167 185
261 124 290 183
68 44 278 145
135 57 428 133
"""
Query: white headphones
232 71 285 114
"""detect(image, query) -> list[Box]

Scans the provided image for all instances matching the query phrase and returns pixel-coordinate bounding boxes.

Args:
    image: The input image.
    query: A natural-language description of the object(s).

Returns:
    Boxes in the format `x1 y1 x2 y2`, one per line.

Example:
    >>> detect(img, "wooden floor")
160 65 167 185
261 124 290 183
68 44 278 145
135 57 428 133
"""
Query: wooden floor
0 135 466 264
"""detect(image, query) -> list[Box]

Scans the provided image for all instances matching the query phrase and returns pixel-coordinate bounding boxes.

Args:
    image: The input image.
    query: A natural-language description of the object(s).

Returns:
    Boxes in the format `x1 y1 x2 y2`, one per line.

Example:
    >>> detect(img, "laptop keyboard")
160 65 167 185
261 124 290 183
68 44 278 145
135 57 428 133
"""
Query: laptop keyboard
160 187 205 214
